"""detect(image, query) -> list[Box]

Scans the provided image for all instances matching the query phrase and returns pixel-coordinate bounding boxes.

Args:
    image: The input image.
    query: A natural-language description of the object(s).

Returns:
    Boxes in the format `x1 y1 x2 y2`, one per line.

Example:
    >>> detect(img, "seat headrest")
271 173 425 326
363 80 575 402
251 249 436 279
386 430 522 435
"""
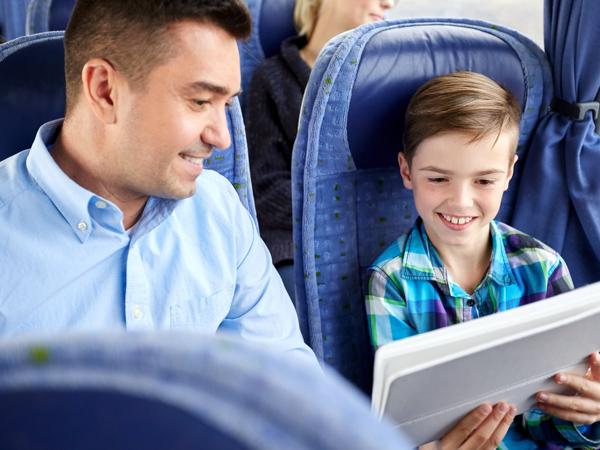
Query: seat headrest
347 23 544 169
258 0 296 58
49 0 75 30
0 32 65 160
321 19 551 171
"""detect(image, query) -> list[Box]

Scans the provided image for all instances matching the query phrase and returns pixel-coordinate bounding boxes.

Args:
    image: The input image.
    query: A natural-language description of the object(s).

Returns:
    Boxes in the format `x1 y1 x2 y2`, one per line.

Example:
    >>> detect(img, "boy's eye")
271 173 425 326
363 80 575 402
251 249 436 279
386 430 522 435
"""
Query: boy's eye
476 179 496 186
194 100 208 107
427 177 448 183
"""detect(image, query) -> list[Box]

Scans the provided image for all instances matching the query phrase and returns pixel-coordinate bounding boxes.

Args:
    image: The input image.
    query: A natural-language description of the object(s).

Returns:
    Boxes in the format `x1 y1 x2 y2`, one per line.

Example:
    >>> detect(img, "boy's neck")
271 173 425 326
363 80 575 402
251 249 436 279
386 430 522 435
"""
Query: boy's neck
432 229 493 295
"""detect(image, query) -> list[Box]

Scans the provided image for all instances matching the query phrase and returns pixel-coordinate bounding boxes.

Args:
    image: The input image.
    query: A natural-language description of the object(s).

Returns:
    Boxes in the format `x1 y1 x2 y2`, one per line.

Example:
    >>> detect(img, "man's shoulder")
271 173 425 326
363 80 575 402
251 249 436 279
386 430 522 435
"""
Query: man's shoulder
495 221 563 268
185 169 245 218
0 149 36 209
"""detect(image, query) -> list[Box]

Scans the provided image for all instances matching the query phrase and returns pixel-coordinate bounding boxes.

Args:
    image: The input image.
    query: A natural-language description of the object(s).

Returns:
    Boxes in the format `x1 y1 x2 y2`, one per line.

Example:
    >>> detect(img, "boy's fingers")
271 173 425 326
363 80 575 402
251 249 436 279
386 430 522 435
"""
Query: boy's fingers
537 390 600 414
588 352 600 382
484 406 517 450
552 372 600 400
439 404 492 450
461 403 514 450
536 402 600 425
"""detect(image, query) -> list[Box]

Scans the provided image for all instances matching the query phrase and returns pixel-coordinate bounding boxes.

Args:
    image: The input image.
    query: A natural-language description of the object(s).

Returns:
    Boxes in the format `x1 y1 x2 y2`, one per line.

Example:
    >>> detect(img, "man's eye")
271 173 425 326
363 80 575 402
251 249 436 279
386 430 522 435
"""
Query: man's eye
428 177 447 183
477 179 496 186
194 100 208 107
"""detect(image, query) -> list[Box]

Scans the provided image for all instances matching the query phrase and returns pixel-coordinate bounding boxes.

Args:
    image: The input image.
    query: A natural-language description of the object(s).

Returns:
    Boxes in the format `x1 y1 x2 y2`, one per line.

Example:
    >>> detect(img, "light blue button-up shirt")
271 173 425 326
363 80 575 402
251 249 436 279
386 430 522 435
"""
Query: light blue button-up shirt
0 120 315 364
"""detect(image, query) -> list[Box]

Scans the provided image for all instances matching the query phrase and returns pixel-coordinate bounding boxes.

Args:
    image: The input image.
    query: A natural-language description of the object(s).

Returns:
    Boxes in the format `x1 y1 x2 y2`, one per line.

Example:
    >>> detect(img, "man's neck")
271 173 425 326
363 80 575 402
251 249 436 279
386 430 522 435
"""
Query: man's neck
51 121 147 231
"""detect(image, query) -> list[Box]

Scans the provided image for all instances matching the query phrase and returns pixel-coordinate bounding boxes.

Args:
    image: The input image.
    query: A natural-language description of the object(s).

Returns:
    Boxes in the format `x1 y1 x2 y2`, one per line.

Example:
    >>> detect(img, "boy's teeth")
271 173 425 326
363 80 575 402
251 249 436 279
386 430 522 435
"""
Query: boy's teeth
442 214 473 225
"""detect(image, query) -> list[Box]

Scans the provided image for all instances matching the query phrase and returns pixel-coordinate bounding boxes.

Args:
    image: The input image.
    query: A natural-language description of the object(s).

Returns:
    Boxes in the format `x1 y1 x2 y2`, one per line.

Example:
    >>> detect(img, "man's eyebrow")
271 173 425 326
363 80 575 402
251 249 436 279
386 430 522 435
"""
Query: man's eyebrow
419 166 506 175
183 81 241 98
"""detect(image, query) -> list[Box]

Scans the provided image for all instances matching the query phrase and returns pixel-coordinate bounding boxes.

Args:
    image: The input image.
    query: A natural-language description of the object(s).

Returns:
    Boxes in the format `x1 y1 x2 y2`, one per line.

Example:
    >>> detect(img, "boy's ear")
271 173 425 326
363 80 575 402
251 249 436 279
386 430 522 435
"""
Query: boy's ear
504 154 519 191
398 152 413 190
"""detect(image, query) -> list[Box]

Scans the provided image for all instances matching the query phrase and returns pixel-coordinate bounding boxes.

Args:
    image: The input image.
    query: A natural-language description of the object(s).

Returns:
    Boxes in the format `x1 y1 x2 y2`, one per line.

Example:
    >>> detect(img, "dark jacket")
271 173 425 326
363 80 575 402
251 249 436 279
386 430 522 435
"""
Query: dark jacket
245 35 311 265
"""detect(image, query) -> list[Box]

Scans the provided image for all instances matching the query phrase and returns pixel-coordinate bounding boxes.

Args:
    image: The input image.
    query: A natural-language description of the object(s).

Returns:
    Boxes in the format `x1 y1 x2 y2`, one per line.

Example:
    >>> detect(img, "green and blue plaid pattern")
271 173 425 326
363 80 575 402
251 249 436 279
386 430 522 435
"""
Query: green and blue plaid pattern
366 220 599 448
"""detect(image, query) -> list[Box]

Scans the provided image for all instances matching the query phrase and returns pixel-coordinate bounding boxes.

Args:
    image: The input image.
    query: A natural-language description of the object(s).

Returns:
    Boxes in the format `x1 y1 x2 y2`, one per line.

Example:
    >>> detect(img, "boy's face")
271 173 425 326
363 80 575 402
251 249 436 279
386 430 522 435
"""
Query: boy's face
398 130 518 254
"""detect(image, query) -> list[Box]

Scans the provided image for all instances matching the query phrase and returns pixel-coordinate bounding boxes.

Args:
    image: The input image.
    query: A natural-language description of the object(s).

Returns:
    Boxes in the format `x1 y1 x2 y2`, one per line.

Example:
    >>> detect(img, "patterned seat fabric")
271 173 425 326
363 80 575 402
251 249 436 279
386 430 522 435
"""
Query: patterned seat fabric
0 32 257 222
292 18 553 392
0 332 410 450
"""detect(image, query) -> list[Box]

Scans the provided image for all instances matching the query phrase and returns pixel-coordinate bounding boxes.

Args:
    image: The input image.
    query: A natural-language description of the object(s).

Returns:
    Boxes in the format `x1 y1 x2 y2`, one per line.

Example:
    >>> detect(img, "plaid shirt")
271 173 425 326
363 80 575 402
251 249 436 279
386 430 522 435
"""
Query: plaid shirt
366 220 600 449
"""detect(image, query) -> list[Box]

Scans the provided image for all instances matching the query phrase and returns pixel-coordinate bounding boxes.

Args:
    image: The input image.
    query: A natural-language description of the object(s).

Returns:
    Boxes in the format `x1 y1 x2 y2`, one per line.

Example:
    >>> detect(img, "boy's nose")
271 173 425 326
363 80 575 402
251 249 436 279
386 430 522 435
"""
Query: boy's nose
448 184 475 209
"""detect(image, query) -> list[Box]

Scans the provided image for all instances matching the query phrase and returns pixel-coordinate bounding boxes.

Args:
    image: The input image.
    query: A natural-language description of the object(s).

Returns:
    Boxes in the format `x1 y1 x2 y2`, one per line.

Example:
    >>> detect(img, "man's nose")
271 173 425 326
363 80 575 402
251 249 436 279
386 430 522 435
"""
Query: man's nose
203 107 231 150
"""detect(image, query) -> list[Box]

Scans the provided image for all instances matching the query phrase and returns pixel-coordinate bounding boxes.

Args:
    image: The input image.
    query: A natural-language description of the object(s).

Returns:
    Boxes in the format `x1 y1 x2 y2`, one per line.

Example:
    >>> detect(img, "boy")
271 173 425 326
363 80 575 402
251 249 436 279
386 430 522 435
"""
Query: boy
366 72 600 449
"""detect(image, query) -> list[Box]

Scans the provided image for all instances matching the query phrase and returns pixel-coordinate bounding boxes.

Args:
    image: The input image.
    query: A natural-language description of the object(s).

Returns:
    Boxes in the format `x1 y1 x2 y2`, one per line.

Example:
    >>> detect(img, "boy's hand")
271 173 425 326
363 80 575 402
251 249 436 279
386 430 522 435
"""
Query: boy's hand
536 351 600 424
433 402 517 450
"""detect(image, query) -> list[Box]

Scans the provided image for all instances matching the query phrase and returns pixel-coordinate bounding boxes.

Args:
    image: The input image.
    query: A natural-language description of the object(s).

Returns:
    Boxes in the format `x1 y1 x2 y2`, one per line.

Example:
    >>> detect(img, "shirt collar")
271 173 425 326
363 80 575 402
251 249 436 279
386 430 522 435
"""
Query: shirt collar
401 219 516 288
25 119 179 243
26 119 97 243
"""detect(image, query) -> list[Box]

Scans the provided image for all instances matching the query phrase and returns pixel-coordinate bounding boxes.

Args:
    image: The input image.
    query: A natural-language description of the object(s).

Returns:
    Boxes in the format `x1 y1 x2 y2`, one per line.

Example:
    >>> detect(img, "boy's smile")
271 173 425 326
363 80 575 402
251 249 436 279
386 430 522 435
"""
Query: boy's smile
399 130 518 256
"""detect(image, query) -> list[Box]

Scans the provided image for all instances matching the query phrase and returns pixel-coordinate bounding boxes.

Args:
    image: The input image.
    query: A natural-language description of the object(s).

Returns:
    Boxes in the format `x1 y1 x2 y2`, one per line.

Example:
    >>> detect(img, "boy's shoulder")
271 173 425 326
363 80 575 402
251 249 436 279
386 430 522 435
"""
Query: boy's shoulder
370 228 415 276
494 221 563 268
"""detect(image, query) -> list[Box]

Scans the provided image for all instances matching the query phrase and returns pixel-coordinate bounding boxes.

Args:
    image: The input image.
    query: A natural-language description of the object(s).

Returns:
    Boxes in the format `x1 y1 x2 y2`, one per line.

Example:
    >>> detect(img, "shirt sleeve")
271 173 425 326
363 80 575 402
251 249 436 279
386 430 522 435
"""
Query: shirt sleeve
521 256 600 448
365 268 417 348
217 183 318 370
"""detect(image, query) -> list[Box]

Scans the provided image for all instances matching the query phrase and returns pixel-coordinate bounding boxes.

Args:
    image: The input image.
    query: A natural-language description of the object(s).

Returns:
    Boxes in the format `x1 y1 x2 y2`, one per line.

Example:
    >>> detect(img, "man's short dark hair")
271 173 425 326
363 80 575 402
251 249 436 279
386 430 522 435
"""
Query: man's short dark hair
64 0 251 112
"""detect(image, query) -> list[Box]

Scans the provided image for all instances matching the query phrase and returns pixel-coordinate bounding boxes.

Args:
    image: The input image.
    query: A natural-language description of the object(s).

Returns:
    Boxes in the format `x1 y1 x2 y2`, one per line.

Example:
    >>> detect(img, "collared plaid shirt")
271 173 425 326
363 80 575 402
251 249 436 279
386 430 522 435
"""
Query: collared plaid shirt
366 220 600 449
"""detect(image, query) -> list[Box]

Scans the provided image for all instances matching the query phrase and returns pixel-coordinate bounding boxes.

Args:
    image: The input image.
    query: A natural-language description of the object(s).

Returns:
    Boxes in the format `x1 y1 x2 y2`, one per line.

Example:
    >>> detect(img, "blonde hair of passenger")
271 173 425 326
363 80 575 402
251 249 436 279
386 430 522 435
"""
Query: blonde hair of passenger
294 0 322 38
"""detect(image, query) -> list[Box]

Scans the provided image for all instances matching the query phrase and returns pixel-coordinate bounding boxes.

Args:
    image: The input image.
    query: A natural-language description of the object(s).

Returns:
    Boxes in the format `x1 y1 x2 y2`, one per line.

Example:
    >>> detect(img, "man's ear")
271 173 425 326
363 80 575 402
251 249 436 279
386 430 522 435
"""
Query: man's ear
504 154 518 191
398 152 413 190
81 58 120 124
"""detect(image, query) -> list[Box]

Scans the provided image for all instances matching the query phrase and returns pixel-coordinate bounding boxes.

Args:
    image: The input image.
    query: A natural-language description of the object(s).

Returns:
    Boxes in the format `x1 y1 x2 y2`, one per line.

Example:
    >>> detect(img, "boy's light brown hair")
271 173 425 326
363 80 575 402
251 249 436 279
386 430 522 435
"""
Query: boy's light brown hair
402 71 522 166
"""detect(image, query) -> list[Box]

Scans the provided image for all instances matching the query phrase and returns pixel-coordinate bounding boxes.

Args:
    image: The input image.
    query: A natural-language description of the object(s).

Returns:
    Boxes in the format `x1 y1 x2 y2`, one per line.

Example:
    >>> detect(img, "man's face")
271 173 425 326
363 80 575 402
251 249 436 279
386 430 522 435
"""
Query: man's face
106 21 241 200
398 130 518 254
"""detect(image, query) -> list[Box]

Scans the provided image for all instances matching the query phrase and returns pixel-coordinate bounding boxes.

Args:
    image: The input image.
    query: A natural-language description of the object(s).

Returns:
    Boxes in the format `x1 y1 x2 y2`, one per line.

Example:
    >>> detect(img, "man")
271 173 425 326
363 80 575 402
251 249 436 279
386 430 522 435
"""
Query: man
0 0 315 364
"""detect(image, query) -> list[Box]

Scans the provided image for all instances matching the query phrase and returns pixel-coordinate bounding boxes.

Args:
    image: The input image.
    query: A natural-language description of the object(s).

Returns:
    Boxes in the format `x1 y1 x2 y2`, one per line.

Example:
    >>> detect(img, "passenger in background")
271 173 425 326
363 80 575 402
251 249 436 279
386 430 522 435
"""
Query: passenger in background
366 71 600 449
246 0 395 303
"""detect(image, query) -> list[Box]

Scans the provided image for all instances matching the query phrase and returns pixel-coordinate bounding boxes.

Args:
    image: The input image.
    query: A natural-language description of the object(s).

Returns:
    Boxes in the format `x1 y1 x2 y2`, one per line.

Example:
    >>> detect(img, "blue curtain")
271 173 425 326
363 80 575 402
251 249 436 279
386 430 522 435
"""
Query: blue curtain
512 0 600 287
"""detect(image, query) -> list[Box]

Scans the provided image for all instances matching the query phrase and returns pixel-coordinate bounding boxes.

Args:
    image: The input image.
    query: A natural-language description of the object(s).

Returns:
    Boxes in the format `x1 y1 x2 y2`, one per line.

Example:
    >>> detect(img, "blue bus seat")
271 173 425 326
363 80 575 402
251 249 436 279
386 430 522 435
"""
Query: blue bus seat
0 0 31 40
239 0 295 108
292 18 553 392
26 0 75 34
0 32 257 222
0 332 411 450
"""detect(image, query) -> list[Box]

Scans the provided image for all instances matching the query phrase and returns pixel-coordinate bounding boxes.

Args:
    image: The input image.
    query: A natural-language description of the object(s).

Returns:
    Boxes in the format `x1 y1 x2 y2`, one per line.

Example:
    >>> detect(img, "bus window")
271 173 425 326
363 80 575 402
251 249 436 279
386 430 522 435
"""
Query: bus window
389 0 543 48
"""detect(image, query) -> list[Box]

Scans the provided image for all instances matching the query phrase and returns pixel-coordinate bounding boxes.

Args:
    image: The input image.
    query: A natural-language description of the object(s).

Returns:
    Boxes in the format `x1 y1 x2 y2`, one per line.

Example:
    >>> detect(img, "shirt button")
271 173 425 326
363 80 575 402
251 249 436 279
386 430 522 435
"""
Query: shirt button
77 221 88 232
95 200 107 209
466 299 476 307
133 306 143 320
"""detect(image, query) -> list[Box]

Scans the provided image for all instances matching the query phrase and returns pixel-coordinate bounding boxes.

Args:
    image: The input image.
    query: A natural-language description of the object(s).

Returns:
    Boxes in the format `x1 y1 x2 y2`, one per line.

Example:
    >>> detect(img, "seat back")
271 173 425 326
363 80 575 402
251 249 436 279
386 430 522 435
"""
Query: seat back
0 0 30 40
0 32 257 221
26 0 75 34
292 18 553 392
239 0 295 107
0 332 412 449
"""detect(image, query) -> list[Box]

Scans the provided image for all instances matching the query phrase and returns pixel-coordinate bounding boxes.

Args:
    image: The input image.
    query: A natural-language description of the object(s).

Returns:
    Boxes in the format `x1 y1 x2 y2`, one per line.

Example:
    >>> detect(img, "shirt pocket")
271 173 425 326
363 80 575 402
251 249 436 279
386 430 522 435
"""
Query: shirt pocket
169 287 233 331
